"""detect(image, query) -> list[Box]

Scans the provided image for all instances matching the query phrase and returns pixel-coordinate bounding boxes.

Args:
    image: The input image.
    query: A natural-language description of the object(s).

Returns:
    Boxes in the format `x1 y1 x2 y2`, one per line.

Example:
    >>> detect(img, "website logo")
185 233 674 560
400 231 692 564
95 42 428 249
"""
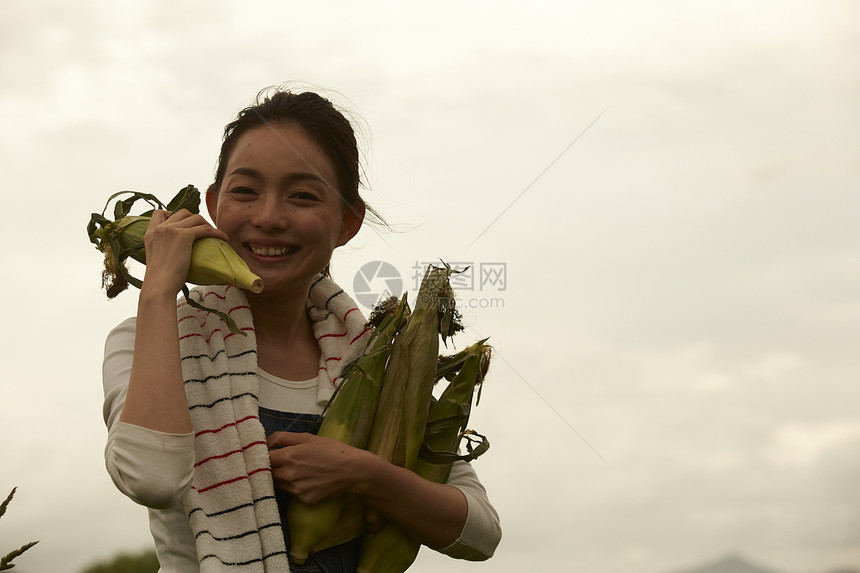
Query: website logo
353 261 404 309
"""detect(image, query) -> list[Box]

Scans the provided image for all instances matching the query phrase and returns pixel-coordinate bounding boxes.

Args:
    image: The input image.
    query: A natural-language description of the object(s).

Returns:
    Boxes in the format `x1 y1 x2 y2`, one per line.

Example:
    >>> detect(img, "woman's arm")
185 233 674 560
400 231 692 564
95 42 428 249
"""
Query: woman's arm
118 209 228 434
120 285 192 433
435 460 502 559
352 448 468 549
267 432 496 552
102 210 229 507
103 318 196 508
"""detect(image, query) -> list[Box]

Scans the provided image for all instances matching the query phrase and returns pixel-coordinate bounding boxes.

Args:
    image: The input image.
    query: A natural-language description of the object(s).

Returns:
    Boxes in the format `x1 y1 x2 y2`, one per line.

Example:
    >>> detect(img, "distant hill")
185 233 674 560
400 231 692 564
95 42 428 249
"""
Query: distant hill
671 554 780 573
669 554 860 573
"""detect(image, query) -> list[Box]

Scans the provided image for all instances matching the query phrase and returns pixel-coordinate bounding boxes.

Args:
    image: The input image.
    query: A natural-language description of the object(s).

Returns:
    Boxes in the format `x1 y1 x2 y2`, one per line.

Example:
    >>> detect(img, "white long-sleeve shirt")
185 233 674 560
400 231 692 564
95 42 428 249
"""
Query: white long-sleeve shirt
102 317 501 571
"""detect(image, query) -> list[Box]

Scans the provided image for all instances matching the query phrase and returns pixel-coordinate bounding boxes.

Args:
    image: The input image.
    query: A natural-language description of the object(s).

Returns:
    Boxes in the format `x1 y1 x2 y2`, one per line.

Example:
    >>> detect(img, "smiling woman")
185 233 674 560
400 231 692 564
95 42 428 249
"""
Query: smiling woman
206 123 362 302
99 87 502 573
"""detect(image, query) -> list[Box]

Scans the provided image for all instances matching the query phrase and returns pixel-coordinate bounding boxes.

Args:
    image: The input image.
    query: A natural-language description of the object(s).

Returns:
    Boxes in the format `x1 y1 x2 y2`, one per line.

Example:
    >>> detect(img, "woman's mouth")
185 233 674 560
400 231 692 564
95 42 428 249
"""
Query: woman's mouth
246 243 300 257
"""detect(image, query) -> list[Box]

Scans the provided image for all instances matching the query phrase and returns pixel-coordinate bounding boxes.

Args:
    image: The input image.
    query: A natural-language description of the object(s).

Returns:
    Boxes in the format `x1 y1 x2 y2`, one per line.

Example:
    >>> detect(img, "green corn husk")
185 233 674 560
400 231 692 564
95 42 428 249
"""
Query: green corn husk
356 341 491 573
401 265 463 466
287 296 410 565
356 521 419 573
362 264 461 534
365 265 461 468
87 185 263 334
414 340 491 482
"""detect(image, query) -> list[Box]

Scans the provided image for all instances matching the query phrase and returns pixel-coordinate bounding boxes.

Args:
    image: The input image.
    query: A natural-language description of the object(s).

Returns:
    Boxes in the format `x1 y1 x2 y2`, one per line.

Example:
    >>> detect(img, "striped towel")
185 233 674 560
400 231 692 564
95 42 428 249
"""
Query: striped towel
177 274 371 572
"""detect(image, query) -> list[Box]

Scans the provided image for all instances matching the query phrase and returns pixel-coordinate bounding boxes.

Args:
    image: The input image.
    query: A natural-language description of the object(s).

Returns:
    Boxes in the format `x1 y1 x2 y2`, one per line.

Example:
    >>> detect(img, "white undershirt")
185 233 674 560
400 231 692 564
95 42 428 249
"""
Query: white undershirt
256 369 324 415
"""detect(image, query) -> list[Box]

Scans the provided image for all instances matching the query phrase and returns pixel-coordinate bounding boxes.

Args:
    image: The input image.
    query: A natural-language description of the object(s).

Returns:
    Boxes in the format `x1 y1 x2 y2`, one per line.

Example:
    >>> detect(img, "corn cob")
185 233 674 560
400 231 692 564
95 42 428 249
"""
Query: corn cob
87 185 262 334
356 341 491 573
356 521 419 573
364 265 460 467
298 494 365 553
414 340 491 483
361 264 461 538
99 215 263 294
287 296 409 565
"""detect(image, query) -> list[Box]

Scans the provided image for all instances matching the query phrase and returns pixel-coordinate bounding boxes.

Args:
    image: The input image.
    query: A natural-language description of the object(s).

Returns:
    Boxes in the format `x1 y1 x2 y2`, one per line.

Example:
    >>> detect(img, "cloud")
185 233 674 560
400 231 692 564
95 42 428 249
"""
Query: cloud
769 421 860 467
3 2 860 573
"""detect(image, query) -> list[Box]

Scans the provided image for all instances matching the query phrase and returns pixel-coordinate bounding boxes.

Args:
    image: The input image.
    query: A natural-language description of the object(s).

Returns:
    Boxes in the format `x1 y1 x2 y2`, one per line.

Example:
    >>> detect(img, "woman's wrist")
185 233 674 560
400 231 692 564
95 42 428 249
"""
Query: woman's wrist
344 450 467 549
137 275 183 305
345 447 386 498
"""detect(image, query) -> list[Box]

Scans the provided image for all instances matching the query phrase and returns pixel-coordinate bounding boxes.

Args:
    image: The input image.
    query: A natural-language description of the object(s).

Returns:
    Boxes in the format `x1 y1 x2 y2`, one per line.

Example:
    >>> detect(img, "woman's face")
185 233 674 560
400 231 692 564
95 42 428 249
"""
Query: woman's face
206 123 363 297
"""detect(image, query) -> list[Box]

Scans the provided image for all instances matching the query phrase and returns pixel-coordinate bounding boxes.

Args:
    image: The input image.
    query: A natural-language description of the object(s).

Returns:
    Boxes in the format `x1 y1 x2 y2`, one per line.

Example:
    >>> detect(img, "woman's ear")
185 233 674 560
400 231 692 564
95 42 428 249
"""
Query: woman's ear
337 203 366 247
205 184 219 224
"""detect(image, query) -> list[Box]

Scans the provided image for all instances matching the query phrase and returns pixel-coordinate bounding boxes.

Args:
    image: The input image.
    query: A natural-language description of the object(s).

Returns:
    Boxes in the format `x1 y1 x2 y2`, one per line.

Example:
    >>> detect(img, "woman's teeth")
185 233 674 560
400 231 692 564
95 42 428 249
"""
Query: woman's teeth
250 245 294 257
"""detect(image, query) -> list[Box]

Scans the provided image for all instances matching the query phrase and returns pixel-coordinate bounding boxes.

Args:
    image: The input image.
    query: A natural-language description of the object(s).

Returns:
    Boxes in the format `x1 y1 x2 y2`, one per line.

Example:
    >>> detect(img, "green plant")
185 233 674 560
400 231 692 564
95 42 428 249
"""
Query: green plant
0 488 38 570
80 548 159 573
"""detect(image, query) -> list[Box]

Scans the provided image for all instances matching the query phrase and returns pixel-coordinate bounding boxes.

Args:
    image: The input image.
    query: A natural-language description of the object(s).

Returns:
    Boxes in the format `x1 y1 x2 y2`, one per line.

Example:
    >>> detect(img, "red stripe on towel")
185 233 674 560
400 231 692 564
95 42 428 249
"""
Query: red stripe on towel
350 326 372 345
194 441 267 467
195 415 259 437
180 327 254 343
202 290 228 301
223 327 255 341
343 307 360 321
319 331 347 340
194 467 271 493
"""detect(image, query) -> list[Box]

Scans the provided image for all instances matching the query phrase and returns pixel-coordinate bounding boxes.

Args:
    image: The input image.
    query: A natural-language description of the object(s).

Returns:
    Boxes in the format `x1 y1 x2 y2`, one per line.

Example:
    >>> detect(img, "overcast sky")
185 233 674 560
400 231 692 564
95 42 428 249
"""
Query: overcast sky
1 2 859 572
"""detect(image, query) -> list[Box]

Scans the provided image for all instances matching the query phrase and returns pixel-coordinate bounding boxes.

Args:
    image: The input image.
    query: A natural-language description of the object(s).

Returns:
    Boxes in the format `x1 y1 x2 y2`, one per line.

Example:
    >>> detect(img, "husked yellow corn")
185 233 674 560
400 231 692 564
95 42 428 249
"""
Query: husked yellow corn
104 215 263 294
89 185 263 303
88 186 265 334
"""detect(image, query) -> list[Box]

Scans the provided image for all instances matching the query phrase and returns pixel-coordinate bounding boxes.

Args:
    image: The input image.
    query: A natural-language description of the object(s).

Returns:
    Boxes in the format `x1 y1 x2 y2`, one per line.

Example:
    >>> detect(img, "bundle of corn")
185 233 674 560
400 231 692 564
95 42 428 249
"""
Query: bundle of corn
364 265 462 471
87 185 262 334
360 263 463 541
287 295 410 565
356 339 491 573
285 263 491 572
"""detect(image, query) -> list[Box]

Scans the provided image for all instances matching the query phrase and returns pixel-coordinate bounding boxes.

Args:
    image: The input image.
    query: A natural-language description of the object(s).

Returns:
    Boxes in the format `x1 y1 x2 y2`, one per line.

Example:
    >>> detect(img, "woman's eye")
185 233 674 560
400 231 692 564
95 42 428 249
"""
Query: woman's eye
292 191 320 201
229 187 256 197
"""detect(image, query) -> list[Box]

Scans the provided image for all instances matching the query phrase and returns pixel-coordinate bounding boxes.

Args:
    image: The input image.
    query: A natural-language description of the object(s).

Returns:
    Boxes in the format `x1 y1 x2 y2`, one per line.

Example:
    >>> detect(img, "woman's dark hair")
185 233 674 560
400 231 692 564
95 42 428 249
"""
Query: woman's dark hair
211 87 383 225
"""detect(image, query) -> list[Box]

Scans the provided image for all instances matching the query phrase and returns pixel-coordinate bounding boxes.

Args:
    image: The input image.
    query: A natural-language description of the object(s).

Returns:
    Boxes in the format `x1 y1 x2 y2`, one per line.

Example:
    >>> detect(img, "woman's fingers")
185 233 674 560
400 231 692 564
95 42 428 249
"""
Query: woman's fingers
140 210 227 296
150 208 203 225
147 210 229 245
267 433 365 504
267 431 314 449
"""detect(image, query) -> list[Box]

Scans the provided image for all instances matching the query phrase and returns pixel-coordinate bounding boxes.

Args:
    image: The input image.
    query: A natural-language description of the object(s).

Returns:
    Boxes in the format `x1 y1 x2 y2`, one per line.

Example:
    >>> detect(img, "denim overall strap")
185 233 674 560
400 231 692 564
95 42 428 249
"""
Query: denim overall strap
259 406 363 573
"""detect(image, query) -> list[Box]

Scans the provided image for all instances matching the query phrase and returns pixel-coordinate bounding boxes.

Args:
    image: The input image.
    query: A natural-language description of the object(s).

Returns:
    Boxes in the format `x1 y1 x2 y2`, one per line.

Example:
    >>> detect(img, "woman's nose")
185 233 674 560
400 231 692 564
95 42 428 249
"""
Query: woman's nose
250 194 289 231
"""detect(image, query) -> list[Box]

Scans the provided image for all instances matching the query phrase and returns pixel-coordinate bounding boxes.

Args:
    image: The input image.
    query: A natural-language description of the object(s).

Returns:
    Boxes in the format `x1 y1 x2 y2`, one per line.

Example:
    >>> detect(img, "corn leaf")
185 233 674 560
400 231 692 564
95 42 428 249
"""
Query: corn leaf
419 430 490 464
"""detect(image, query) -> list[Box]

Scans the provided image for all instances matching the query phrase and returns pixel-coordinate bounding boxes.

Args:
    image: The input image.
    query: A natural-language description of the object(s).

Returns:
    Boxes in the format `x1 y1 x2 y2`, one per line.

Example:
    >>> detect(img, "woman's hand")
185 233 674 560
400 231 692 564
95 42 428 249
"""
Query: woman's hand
141 209 228 297
267 432 368 505
267 431 468 549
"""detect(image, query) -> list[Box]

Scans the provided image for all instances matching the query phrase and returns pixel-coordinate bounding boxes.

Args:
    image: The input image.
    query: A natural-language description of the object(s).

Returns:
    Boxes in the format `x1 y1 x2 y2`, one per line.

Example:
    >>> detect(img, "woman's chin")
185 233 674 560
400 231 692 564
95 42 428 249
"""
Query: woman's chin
247 269 327 298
